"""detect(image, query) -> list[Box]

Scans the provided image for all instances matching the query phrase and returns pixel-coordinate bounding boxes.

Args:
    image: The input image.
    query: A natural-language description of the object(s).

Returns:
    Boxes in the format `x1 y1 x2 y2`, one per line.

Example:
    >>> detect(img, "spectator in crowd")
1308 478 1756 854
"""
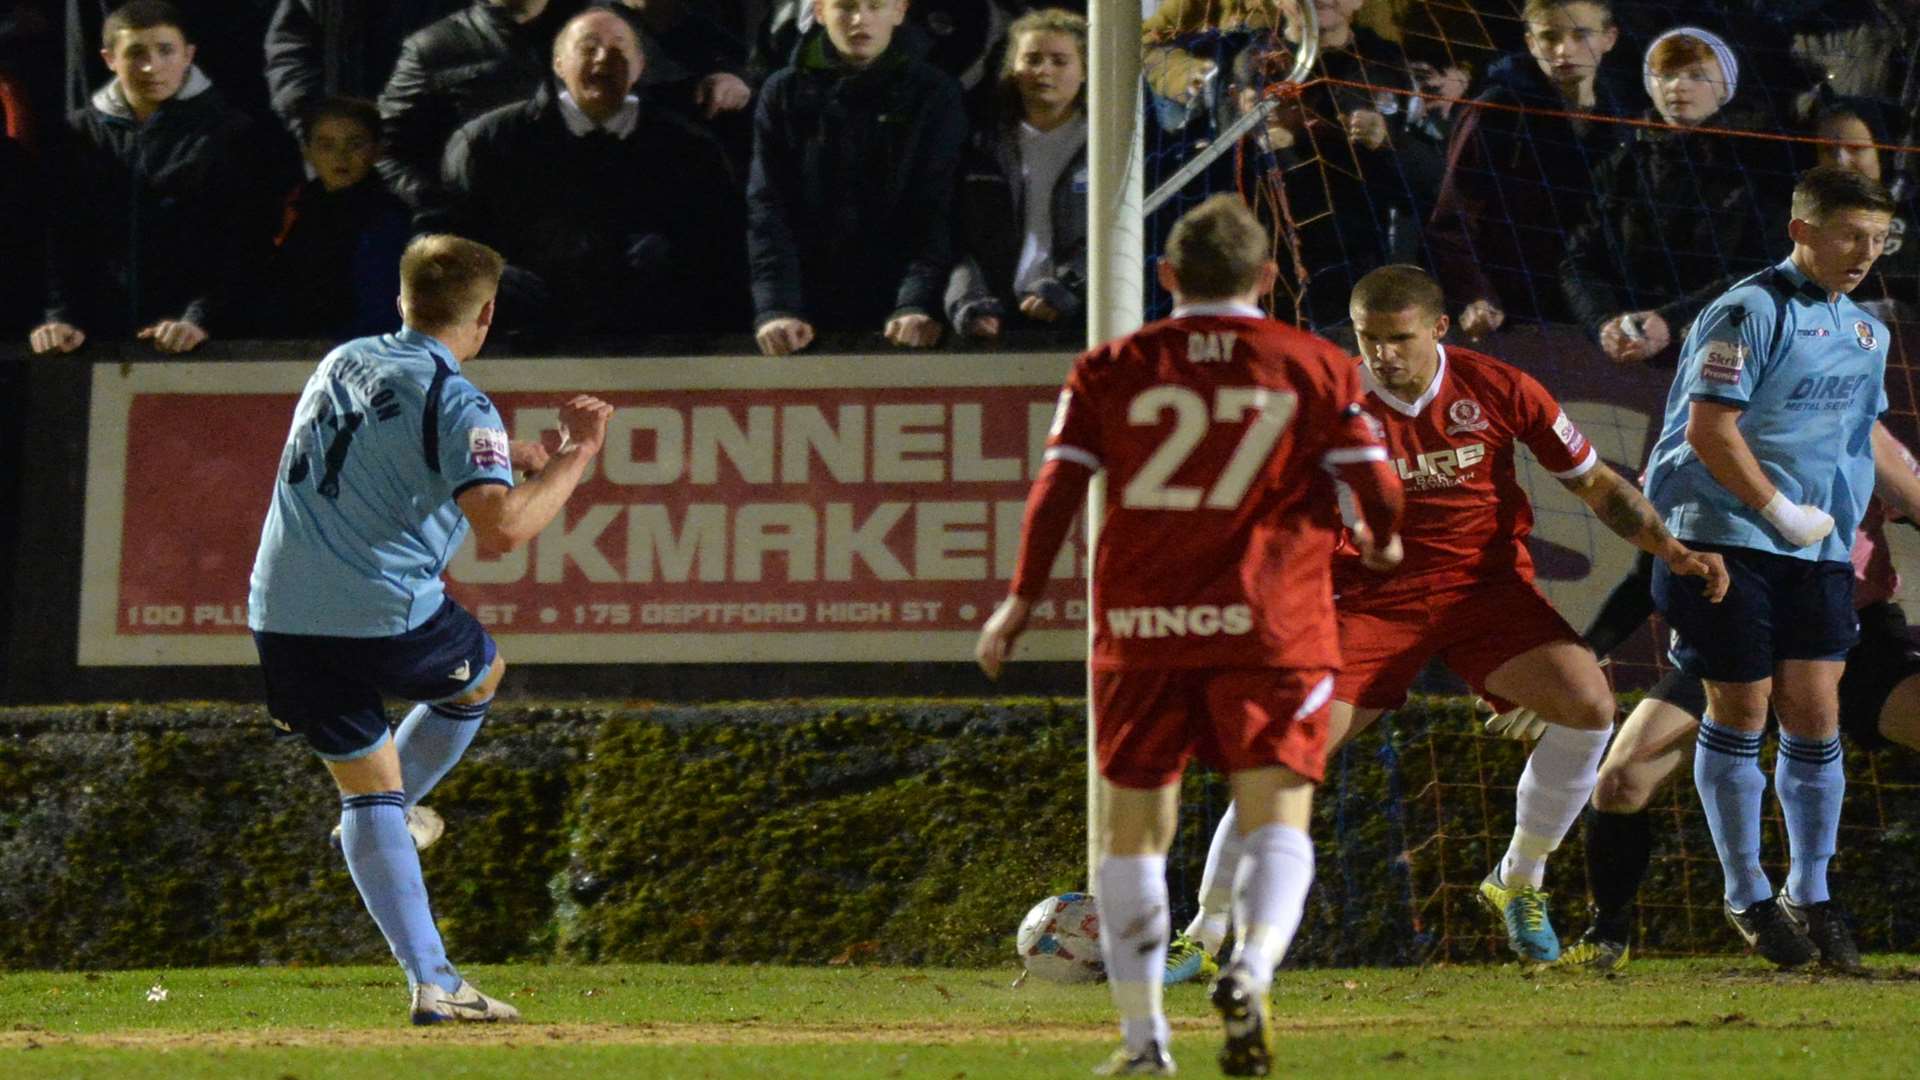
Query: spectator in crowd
1803 93 1919 322
1612 2 1855 124
378 0 584 213
30 1 263 355
748 0 1004 91
1560 25 1788 365
256 97 411 340
442 6 747 336
264 0 464 142
747 0 967 355
0 128 41 338
947 7 1086 343
1397 34 1474 156
1216 4 1430 333
1141 0 1281 138
1426 0 1634 335
59 1 280 126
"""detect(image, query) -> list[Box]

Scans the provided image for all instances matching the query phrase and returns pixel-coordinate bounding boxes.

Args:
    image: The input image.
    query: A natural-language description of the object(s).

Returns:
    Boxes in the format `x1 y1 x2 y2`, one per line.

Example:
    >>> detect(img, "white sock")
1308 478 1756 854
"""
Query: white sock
1095 855 1170 1053
1502 723 1612 888
1228 824 1314 993
1186 803 1243 954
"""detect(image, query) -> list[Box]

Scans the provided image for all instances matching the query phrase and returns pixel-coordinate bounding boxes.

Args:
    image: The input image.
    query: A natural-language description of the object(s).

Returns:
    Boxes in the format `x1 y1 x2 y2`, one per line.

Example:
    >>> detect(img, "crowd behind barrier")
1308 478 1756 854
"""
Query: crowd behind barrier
2 2 1917 357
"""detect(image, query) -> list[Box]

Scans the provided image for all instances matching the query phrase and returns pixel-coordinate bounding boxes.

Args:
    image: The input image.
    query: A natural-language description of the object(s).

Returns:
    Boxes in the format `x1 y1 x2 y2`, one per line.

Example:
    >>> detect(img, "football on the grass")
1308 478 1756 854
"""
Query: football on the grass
1016 892 1105 983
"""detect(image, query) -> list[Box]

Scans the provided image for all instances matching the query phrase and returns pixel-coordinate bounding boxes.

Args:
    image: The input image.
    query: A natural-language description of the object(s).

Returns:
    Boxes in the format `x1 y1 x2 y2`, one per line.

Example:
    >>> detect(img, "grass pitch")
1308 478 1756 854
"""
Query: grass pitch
4 959 1917 1078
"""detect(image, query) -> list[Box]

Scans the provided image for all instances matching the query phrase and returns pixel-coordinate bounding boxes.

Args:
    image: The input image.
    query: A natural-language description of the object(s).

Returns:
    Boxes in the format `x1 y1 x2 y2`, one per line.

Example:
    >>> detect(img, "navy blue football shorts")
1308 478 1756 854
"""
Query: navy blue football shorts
1652 542 1856 683
252 599 497 760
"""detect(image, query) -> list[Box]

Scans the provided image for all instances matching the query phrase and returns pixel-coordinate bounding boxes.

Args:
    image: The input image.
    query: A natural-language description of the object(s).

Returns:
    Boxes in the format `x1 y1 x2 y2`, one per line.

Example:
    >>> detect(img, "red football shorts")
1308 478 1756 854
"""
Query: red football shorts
1336 577 1581 711
1090 666 1336 789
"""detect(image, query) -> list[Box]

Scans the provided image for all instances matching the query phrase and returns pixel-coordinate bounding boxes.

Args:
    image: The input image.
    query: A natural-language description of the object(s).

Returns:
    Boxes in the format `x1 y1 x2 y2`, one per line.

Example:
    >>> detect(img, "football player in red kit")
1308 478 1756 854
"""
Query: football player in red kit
975 195 1403 1078
1179 265 1730 973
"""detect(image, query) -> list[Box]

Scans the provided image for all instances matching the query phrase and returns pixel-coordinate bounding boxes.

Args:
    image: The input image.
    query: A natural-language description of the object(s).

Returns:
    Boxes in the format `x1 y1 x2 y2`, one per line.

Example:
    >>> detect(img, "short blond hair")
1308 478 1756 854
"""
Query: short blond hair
1350 264 1446 318
399 234 504 331
1163 194 1267 300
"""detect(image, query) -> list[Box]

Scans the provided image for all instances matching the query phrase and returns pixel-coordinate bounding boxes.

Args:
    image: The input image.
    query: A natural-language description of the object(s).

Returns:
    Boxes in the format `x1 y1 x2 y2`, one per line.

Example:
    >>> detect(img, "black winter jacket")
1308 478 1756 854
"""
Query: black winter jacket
43 69 260 335
376 0 583 210
1560 107 1793 344
442 83 748 335
747 32 967 330
264 0 465 140
945 119 1087 333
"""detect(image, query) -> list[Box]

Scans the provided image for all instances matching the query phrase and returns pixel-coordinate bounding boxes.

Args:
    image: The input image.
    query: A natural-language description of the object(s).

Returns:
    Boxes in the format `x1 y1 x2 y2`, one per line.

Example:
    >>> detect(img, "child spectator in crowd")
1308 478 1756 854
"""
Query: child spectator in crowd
441 6 746 337
947 7 1086 343
30 0 265 355
378 0 583 214
1560 25 1788 365
1803 93 1918 322
1426 0 1634 336
748 0 966 355
256 97 410 340
264 0 463 142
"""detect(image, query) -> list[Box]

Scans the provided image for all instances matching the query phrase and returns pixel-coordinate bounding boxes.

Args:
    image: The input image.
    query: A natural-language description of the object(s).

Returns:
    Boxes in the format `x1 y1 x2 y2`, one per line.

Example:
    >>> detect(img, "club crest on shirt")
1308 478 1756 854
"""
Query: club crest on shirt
1855 320 1878 350
1445 398 1489 435
469 427 510 470
1699 339 1746 384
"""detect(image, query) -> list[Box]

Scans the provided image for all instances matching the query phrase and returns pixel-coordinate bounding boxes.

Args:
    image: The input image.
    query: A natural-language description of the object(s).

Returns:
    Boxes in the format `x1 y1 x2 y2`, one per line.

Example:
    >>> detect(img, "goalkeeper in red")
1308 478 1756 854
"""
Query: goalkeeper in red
1179 265 1731 970
976 194 1403 1078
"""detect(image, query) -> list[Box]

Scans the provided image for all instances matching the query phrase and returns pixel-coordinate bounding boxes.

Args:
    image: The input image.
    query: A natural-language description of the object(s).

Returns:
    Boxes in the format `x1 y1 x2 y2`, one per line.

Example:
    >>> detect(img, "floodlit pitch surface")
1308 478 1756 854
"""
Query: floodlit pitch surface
4 961 1916 1078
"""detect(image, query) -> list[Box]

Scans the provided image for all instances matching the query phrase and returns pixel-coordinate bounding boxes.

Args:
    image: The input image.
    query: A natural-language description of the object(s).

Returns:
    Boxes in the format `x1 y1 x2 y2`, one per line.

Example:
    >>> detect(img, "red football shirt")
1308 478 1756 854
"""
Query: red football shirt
1334 344 1597 601
1029 306 1391 670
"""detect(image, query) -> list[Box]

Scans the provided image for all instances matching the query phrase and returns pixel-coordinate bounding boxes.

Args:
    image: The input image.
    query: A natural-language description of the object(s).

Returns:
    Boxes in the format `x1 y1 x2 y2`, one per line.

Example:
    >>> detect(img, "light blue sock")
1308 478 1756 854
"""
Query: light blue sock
396 698 489 806
1775 731 1845 904
1693 718 1772 909
339 792 460 992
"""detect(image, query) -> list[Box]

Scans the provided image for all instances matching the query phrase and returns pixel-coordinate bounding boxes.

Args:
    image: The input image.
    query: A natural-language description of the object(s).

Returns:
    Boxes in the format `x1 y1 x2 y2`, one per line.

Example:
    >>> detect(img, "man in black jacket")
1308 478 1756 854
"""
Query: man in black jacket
30 0 260 354
263 0 464 142
442 6 746 337
748 0 966 354
377 0 583 213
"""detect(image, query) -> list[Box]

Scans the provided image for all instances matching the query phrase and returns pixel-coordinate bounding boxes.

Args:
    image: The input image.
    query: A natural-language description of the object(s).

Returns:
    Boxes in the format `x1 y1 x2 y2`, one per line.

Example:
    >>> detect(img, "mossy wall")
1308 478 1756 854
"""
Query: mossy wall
2 699 1915 972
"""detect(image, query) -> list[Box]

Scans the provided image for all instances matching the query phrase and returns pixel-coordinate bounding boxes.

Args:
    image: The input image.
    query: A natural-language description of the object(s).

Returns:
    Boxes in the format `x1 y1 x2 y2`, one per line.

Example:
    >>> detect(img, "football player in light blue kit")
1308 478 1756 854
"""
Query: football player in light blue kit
1642 166 1905 971
249 234 614 1024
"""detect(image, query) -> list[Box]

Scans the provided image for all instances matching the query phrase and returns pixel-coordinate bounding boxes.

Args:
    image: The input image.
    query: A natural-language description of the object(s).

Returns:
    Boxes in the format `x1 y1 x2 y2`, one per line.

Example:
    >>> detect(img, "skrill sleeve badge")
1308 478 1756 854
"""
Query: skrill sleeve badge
468 427 510 470
1699 339 1746 384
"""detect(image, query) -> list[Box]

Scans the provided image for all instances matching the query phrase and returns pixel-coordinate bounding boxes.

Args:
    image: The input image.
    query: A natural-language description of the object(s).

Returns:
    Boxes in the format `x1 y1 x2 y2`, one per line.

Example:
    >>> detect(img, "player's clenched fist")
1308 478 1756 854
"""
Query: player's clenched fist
1665 547 1730 603
557 395 615 456
975 595 1033 680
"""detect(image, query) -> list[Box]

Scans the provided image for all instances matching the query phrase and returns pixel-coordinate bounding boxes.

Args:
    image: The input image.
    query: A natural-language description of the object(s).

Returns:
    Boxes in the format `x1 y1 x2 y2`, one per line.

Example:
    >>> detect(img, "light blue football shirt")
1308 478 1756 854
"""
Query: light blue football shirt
1643 257 1888 564
248 328 515 636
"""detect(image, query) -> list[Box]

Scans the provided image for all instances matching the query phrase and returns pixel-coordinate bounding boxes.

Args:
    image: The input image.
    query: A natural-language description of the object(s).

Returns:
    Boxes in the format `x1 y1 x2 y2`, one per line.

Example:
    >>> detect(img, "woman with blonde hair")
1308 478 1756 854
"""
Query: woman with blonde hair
946 8 1088 341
